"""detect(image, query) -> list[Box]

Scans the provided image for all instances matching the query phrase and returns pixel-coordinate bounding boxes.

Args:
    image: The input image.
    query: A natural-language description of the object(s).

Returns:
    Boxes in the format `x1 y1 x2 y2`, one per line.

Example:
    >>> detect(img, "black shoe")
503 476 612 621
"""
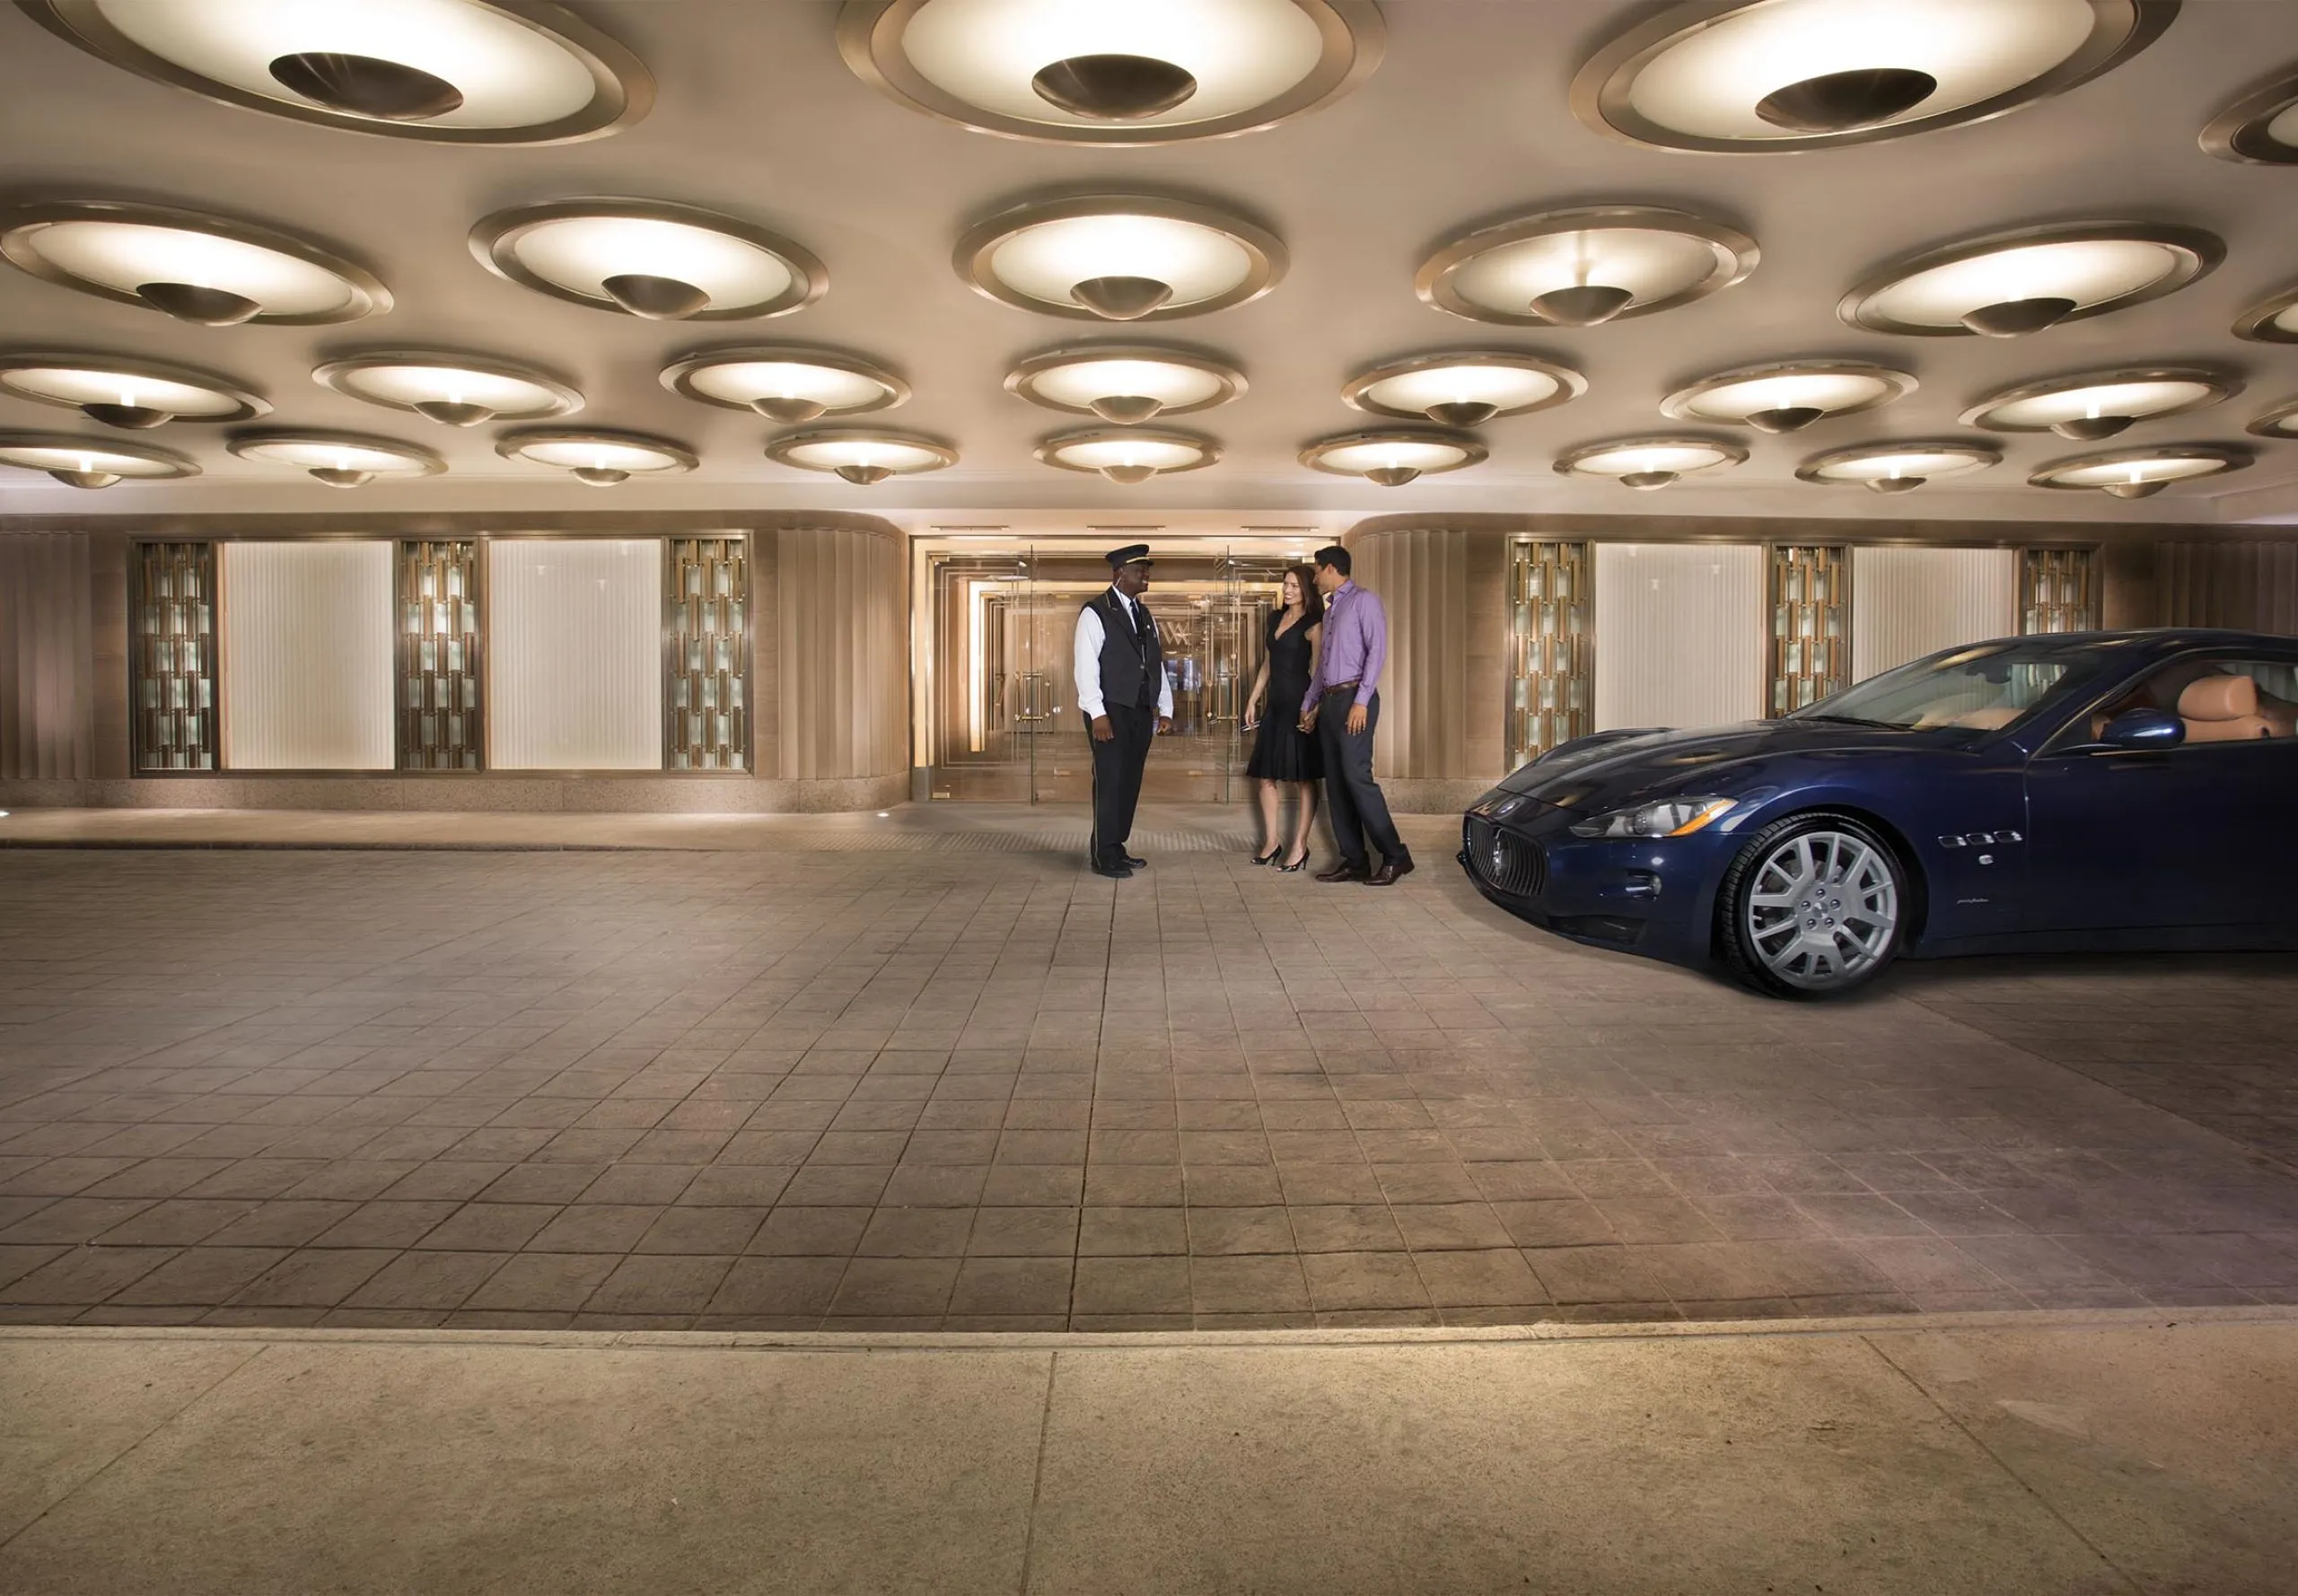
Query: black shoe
1365 858 1416 887
1250 846 1282 866
1314 861 1369 883
1124 854 1147 869
1276 846 1310 873
1090 860 1134 880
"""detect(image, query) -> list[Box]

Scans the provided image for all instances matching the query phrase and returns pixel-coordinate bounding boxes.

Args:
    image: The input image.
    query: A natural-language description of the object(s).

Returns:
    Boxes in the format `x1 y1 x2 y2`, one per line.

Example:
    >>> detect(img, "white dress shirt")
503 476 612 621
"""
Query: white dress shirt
1073 587 1174 721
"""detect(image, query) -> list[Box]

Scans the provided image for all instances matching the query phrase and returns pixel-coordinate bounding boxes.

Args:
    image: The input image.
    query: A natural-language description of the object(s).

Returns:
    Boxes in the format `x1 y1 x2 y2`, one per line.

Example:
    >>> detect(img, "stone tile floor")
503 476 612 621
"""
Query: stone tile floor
4 808 2296 1330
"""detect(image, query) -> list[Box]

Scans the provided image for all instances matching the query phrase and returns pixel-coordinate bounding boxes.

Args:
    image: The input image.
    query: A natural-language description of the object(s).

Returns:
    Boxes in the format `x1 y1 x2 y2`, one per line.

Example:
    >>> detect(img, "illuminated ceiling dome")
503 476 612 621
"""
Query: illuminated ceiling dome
1005 346 1244 423
1036 427 1220 484
1573 0 2174 153
1960 367 2237 440
838 0 1383 144
1417 206 1756 329
1841 222 2221 338
315 351 582 426
1556 435 1747 490
0 200 388 326
1794 440 2001 493
1300 429 1486 487
1661 360 1913 434
2249 396 2298 442
20 0 650 144
472 200 827 321
1343 352 1585 427
0 431 199 488
496 428 697 486
662 347 908 423
228 429 444 487
2234 284 2298 346
0 353 267 428
2201 65 2298 164
956 196 1285 322
2030 444 2250 498
767 429 958 485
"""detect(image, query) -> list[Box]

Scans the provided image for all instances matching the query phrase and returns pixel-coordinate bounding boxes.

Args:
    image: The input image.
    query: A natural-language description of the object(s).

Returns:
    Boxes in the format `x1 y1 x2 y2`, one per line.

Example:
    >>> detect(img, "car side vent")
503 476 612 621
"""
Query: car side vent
1467 817 1546 897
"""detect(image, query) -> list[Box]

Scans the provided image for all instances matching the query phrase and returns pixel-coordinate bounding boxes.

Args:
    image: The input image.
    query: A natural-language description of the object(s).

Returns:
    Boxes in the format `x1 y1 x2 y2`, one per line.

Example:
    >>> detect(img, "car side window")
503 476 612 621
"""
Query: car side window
2092 656 2298 746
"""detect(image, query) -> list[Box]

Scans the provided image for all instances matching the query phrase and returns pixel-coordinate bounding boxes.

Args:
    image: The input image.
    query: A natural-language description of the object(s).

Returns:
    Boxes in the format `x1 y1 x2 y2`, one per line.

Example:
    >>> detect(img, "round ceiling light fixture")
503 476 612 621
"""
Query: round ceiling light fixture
228 429 444 487
1840 221 2221 338
314 350 582 427
955 195 1285 322
1960 366 2238 442
1004 345 1244 424
2030 444 2251 499
19 0 651 145
2201 64 2298 164
1661 359 1914 434
2233 283 2298 346
0 199 389 326
1300 428 1486 487
0 352 268 429
2248 396 2298 442
767 429 957 486
662 346 908 423
836 0 1384 145
1342 351 1586 427
472 199 827 321
0 431 199 489
1571 0 2174 153
496 428 697 487
1794 439 2001 494
1036 426 1219 484
1417 206 1757 329
1556 434 1747 490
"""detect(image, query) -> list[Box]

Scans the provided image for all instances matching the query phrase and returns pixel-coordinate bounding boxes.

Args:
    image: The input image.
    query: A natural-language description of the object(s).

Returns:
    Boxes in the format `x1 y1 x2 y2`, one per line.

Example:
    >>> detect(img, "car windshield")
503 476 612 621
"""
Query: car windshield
1790 642 2098 732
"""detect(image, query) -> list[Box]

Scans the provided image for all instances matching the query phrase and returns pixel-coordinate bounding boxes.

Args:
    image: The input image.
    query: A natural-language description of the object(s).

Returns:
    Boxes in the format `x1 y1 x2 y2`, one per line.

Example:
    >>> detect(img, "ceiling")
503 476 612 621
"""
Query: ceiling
2 0 2296 529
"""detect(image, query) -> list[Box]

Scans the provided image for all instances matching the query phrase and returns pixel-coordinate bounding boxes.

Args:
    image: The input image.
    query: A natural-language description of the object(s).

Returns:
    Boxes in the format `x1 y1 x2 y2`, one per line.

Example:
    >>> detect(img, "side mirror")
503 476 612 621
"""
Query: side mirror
2099 707 2184 750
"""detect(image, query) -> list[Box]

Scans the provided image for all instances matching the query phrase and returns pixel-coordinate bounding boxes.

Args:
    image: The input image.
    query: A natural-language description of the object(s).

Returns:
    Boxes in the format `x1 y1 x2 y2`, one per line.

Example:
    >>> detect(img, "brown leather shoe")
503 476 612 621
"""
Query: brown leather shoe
1314 861 1368 883
1364 858 1417 887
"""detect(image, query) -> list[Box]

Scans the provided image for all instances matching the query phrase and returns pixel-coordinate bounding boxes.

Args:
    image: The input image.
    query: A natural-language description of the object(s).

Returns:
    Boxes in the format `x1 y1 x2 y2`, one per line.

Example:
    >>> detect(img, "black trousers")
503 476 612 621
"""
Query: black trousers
1089 702 1155 867
1317 688 1408 870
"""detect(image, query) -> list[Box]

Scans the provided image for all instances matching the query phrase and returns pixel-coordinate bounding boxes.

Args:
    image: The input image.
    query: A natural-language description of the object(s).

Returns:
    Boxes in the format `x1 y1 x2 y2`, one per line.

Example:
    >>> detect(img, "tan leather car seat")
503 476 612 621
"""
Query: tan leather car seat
2178 674 2275 742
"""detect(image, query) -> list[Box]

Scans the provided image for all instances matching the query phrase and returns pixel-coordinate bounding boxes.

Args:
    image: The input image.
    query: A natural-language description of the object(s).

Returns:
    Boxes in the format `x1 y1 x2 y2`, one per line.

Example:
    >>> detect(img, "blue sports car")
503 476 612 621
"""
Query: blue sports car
1460 629 2298 998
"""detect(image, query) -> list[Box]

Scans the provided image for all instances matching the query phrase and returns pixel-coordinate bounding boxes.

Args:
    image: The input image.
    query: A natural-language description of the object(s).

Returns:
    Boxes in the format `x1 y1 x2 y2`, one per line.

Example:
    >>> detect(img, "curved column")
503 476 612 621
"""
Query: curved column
1341 524 1511 812
769 522 909 806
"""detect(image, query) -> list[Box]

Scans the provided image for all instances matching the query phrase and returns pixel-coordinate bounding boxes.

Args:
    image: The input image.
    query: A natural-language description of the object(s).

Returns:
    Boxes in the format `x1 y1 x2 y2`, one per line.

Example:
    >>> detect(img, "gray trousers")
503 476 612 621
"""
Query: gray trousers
1316 688 1408 870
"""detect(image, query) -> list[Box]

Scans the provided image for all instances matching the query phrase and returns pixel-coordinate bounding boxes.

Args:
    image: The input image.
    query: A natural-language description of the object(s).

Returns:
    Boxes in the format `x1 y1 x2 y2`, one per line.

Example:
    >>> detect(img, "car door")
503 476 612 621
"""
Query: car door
2022 653 2298 934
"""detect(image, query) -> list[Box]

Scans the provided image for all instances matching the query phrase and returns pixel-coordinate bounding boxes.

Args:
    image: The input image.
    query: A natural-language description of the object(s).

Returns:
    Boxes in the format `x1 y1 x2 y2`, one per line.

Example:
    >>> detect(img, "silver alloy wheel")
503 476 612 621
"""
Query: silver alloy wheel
1742 829 1899 991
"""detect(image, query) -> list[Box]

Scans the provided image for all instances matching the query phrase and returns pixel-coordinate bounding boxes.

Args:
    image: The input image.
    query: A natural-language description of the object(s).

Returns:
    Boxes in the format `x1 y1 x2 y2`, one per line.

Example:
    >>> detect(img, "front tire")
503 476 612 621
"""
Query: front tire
1717 813 1906 999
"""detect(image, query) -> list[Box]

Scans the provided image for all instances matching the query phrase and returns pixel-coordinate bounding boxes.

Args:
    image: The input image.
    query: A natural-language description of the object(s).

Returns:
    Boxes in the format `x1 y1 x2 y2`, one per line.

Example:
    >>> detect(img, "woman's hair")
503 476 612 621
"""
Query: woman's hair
1283 563 1324 627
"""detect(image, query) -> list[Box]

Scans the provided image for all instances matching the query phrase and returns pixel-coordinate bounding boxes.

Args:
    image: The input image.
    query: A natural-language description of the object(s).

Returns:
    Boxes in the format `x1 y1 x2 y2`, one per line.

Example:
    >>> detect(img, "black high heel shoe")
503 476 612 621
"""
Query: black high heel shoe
1276 847 1310 873
1250 846 1283 866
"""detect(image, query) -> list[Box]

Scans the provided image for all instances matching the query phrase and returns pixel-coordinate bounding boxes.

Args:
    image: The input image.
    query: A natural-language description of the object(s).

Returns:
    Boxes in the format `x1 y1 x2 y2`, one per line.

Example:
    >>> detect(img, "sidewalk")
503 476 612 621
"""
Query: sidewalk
4 1309 2294 1594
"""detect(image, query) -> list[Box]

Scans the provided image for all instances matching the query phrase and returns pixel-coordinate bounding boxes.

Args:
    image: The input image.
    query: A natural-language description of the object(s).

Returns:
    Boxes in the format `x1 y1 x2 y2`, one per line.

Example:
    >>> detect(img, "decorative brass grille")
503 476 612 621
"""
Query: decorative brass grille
399 540 482 770
1505 539 1592 767
132 541 216 771
2019 548 2099 635
667 536 748 770
1768 545 1849 715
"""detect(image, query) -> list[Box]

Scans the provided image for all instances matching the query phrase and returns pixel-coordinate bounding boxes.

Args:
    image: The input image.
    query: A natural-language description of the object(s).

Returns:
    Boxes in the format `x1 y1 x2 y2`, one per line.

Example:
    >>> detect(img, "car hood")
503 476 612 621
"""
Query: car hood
1493 719 1967 812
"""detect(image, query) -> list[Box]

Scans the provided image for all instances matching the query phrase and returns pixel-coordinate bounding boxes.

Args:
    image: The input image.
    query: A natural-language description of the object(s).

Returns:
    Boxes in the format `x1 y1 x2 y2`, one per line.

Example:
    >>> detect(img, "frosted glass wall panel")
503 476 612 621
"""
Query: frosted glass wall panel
220 540 394 770
1851 548 2017 681
488 539 662 770
1592 543 1764 732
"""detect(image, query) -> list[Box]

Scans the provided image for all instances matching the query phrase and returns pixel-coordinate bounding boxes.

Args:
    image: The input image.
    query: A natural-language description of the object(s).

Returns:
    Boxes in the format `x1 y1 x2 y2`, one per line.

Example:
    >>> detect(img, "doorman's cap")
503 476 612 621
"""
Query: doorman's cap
1104 543 1153 570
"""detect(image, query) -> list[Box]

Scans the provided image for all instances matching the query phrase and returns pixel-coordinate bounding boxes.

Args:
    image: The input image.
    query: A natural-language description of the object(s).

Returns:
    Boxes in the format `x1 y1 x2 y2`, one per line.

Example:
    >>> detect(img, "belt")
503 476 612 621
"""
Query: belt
1320 680 1361 697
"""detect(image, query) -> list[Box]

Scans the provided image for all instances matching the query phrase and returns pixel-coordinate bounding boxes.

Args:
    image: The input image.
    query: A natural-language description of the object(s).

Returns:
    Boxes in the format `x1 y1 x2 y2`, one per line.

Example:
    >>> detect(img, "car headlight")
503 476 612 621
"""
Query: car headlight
1567 796 1738 839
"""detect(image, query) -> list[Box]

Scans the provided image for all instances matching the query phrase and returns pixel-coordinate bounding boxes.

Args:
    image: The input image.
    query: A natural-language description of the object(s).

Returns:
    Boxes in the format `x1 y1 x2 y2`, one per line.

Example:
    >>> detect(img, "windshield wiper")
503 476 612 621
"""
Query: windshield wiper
1791 713 1899 729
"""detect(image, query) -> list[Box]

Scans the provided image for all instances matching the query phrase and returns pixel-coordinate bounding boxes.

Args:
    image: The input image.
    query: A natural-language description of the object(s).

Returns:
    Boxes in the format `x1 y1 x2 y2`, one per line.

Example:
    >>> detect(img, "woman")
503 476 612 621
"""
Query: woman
1242 564 1324 871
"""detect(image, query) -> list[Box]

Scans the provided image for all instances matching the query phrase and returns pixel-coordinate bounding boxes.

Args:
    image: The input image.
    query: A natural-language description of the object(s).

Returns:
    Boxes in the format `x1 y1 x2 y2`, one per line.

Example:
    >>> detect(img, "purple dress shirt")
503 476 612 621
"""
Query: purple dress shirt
1302 580 1388 715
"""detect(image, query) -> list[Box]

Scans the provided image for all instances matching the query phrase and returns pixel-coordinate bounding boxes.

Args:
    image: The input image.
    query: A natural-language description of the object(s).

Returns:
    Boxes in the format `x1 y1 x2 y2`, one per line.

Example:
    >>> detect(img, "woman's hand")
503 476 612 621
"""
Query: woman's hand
1243 692 1262 730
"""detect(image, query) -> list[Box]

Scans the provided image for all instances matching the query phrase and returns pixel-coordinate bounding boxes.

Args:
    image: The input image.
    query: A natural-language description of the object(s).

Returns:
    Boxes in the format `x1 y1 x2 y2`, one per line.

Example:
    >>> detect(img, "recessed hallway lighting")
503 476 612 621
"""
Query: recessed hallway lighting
471 200 827 321
1662 361 1913 434
1300 429 1485 487
315 352 583 427
1005 346 1244 423
0 353 268 428
1343 352 1585 427
1795 440 2001 493
0 431 200 488
496 429 697 486
1556 435 1747 490
1840 222 2222 338
1417 206 1757 329
2029 444 2251 498
955 196 1285 322
1036 427 1219 484
228 430 444 487
662 347 908 423
767 429 957 485
1960 367 2238 440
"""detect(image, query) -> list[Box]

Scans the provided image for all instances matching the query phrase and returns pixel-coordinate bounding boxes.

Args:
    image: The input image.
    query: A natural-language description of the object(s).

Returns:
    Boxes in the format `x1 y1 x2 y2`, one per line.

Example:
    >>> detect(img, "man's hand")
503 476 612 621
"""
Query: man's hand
1346 704 1368 737
1298 706 1319 733
1091 715 1114 742
1156 715 1172 735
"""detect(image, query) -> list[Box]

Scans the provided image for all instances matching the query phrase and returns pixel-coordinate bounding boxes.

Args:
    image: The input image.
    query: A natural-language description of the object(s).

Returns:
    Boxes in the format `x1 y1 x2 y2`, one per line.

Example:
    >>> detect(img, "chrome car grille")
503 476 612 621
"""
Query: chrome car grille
1466 817 1545 897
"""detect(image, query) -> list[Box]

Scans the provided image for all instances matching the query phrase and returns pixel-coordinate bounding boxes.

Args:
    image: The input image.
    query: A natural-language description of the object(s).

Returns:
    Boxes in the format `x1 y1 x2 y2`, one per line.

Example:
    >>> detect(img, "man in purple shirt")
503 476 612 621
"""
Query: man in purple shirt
1298 545 1413 885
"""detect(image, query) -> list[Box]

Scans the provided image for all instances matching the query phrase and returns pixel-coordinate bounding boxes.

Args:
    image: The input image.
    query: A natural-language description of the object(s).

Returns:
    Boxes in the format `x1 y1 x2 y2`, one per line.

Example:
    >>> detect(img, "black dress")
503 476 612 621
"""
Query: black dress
1245 611 1324 783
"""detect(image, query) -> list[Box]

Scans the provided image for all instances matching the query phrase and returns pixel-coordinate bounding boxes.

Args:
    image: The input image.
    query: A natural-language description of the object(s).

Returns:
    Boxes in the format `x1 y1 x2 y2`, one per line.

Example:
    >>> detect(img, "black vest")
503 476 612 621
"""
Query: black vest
1084 589 1162 711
